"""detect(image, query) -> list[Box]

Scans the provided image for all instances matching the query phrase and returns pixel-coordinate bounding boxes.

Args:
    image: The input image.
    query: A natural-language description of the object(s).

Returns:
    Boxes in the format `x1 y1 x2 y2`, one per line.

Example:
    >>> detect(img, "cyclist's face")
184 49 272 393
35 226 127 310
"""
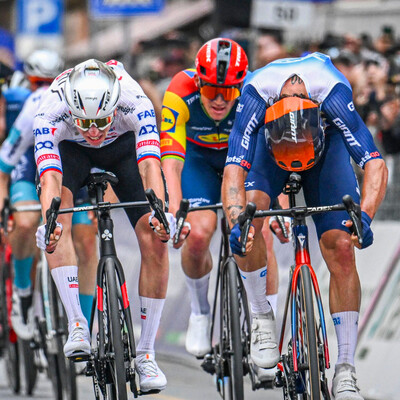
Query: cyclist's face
201 94 236 121
77 125 111 146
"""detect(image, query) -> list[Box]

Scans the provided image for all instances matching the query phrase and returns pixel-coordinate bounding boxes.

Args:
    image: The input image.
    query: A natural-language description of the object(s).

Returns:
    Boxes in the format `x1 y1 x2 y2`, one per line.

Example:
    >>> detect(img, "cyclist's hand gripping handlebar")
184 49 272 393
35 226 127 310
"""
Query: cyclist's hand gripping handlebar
45 197 61 246
342 195 363 247
238 202 257 255
174 198 190 245
270 200 289 239
145 188 170 235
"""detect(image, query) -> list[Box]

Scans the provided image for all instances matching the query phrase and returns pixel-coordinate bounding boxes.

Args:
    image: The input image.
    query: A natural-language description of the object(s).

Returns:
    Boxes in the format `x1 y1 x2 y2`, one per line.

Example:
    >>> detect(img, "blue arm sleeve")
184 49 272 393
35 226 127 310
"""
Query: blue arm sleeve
321 83 382 169
226 84 266 172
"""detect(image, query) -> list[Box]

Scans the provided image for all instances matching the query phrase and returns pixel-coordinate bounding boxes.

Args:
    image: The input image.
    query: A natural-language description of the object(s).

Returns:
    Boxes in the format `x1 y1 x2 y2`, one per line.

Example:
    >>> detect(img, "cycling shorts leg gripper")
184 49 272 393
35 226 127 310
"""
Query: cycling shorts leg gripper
10 181 39 203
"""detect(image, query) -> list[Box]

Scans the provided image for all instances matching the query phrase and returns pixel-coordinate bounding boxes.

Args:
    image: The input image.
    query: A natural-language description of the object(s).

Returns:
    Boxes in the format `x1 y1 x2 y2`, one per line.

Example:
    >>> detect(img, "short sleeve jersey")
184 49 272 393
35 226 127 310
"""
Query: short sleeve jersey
160 68 238 162
226 52 382 172
34 60 160 178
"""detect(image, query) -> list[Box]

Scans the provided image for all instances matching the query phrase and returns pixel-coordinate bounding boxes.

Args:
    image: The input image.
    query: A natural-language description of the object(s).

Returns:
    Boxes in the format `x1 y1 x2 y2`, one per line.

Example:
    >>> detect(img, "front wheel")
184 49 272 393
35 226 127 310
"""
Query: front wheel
104 260 128 400
296 265 321 399
19 338 38 395
220 259 244 400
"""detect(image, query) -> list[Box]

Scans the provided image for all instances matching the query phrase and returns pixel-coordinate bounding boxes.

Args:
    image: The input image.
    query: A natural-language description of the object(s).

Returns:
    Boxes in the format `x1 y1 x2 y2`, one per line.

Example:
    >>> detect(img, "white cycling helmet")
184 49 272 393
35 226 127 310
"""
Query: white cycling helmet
64 59 121 119
24 49 64 79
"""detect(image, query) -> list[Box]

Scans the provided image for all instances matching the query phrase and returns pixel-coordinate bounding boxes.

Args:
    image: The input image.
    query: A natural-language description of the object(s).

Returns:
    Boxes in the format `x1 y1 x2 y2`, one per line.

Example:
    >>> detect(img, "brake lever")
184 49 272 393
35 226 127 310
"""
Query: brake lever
174 199 190 245
45 197 61 245
145 188 170 235
342 194 363 247
238 202 257 254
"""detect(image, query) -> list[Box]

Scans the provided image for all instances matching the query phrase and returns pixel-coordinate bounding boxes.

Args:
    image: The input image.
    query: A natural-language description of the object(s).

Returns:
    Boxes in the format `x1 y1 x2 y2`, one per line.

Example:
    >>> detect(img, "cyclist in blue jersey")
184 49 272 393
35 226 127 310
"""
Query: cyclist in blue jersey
222 52 388 400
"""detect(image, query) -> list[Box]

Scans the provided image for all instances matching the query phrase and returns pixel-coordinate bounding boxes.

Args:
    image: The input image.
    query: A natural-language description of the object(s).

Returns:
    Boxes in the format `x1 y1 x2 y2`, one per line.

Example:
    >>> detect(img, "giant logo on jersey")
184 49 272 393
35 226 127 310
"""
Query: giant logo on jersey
198 133 229 143
161 106 178 134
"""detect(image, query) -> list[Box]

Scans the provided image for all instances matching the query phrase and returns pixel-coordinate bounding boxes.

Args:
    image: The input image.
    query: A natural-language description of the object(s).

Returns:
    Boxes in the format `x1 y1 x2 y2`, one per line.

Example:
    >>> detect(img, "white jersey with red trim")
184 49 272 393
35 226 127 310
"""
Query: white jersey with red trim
34 60 160 178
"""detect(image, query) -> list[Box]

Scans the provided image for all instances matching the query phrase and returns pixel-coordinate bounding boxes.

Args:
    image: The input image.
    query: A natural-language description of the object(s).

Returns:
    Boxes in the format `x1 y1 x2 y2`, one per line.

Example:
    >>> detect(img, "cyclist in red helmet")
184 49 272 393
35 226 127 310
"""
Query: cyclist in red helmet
160 38 286 377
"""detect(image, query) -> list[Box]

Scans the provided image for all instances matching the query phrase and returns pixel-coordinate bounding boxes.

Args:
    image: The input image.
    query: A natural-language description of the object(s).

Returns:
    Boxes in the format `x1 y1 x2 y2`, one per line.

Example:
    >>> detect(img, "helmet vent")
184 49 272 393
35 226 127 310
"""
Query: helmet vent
236 70 244 80
200 65 207 75
216 40 232 84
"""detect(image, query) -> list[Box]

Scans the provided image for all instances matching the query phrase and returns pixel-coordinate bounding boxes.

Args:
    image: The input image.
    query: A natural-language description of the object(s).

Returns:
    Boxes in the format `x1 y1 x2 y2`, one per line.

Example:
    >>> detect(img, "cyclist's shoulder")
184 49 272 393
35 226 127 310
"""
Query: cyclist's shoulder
3 85 31 104
166 68 197 98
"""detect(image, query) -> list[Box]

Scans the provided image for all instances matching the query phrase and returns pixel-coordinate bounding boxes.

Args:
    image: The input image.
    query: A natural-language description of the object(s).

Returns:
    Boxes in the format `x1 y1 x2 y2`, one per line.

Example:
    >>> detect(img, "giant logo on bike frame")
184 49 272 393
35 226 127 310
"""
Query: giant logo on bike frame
161 106 178 133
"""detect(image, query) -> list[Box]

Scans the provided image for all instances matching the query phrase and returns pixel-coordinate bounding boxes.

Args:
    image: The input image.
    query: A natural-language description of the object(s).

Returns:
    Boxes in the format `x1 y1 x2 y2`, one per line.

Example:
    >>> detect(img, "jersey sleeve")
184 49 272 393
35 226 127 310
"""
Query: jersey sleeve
225 84 266 172
123 96 161 164
160 75 190 162
322 83 383 168
33 86 67 178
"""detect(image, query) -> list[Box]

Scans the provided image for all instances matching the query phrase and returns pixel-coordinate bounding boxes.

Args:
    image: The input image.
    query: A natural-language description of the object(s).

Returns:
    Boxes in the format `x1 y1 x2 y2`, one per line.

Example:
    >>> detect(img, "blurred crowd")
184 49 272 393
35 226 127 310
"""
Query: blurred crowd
130 26 400 165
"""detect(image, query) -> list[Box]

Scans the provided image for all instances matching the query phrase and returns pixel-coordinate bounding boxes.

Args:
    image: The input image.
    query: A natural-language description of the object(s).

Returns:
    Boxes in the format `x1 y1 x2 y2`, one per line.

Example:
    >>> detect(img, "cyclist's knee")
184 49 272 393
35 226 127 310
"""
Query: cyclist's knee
321 231 355 276
185 228 213 256
13 220 37 241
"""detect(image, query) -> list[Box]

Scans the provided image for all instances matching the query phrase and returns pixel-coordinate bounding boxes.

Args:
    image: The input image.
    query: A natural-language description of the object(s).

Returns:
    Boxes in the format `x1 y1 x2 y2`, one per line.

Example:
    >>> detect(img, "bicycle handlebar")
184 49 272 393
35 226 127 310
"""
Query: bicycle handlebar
174 198 190 244
238 195 363 248
145 188 170 235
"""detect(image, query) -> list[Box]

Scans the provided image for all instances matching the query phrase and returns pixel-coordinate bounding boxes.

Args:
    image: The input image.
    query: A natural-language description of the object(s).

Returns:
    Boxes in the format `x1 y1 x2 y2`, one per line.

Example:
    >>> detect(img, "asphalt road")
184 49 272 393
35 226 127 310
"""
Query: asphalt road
0 353 284 400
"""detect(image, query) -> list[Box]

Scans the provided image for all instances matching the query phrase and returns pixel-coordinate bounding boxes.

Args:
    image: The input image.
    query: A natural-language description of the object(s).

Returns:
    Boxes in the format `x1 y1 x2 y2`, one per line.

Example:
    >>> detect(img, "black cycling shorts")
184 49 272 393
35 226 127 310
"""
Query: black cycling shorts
58 132 156 228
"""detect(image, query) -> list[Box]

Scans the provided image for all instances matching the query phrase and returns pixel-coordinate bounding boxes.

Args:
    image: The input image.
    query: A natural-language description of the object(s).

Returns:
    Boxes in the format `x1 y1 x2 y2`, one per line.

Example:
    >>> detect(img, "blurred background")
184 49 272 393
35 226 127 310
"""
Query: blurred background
1 1 400 399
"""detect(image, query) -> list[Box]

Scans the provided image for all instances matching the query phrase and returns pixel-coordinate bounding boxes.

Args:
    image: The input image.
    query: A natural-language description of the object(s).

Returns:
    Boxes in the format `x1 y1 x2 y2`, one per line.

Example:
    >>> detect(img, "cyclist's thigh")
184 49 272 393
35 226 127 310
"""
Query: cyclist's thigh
181 142 225 208
10 147 38 204
302 132 360 239
245 131 289 200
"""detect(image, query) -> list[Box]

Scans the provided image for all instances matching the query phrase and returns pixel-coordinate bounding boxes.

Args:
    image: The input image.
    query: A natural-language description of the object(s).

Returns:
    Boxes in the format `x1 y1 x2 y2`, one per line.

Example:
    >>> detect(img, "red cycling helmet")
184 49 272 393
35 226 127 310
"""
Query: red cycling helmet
195 38 248 86
265 97 325 172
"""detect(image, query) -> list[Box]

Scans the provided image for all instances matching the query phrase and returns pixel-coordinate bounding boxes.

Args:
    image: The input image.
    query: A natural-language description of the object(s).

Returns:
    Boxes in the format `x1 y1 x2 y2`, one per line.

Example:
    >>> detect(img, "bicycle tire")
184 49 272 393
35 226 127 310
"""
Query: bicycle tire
297 265 321 399
1 254 21 393
51 279 78 400
19 338 38 395
40 259 77 400
223 259 245 400
104 259 128 400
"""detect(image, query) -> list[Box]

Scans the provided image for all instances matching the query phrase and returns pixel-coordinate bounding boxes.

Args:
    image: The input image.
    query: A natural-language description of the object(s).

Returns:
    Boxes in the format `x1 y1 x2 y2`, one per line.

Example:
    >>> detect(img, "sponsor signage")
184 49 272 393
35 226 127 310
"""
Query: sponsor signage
90 0 164 17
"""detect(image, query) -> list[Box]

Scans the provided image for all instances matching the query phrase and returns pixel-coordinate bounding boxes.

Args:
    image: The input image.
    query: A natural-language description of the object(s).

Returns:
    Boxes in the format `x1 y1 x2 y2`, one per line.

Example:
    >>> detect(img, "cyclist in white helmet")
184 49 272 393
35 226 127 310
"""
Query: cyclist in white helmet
0 49 97 346
34 59 171 393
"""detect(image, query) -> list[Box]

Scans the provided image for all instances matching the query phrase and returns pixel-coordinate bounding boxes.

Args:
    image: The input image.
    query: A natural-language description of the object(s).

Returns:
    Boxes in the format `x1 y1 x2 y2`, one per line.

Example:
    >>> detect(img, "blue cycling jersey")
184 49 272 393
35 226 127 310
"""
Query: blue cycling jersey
3 86 31 136
226 52 382 172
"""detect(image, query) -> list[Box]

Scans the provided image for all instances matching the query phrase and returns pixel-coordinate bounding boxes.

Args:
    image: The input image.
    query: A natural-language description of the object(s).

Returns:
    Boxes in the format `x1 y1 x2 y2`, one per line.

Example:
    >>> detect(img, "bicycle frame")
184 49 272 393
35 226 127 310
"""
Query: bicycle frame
279 216 330 373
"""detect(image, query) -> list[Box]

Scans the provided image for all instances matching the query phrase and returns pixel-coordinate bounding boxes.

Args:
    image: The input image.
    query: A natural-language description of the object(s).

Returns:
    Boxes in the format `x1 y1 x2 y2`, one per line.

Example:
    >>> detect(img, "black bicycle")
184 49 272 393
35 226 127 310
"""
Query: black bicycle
240 172 363 400
5 199 75 399
175 201 270 400
44 171 170 400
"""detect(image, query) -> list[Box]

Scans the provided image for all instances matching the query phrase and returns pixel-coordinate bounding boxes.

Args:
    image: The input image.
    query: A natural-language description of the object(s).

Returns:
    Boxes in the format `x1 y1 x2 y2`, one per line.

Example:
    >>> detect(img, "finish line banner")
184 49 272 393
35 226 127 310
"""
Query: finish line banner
90 0 164 17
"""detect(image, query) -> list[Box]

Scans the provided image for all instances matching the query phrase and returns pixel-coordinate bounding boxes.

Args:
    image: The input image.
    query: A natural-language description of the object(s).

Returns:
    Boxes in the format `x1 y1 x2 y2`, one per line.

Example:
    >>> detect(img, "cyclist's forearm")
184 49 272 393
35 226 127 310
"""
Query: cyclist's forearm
360 158 388 219
139 158 165 205
39 171 62 222
222 164 247 228
161 158 183 214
